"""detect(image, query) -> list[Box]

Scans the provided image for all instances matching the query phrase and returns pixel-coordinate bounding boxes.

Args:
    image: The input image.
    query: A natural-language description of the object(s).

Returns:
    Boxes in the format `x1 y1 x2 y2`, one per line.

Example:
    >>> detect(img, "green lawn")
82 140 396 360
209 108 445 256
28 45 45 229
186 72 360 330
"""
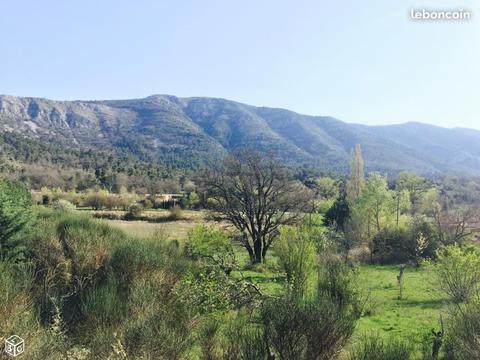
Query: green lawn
355 265 448 339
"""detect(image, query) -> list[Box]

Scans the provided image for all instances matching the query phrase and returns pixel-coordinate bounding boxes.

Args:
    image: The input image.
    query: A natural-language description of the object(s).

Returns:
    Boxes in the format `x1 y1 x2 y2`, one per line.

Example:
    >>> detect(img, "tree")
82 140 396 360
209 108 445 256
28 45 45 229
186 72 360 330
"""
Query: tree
315 176 339 200
0 179 34 261
324 192 349 230
346 144 365 206
396 172 427 215
359 173 394 236
434 204 478 246
201 150 312 264
350 173 395 262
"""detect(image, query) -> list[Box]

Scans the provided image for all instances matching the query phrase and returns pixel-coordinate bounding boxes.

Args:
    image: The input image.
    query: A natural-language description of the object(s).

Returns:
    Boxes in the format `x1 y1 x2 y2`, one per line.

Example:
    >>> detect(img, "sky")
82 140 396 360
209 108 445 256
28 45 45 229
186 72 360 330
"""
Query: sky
0 0 479 129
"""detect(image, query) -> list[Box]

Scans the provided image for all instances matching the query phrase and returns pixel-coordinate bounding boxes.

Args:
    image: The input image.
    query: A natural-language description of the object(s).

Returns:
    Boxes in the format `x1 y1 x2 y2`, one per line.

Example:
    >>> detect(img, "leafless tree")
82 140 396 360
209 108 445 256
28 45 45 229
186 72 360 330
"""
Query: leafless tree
433 203 479 245
200 150 313 264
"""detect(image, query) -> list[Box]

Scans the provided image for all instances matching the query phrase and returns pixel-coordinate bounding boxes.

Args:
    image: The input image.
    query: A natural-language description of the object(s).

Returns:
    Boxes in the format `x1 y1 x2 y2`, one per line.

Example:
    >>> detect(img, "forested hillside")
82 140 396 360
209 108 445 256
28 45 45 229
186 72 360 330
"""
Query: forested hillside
2 94 480 190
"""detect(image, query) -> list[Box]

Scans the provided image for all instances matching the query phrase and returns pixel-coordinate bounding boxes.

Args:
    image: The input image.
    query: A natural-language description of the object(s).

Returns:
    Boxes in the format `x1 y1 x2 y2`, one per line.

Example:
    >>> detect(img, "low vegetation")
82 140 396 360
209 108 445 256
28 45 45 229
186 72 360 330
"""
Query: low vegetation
2 146 480 359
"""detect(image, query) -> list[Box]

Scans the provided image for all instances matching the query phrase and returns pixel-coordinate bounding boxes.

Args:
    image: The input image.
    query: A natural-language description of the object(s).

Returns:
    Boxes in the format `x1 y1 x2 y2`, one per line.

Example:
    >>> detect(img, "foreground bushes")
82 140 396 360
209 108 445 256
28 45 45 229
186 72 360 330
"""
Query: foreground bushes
0 179 35 261
431 244 480 303
262 291 356 359
348 334 415 360
444 301 480 359
8 206 480 359
0 260 67 359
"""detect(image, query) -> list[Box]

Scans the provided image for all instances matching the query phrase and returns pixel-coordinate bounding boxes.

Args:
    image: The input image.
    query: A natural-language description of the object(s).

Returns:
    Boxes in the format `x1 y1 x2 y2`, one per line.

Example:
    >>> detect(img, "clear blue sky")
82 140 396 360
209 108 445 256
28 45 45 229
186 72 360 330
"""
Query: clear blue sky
1 0 479 129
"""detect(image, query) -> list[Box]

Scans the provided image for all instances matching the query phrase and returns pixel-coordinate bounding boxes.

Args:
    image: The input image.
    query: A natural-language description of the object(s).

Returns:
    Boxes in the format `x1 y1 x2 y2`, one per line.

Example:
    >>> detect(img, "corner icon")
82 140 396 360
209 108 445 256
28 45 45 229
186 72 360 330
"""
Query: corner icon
5 335 24 357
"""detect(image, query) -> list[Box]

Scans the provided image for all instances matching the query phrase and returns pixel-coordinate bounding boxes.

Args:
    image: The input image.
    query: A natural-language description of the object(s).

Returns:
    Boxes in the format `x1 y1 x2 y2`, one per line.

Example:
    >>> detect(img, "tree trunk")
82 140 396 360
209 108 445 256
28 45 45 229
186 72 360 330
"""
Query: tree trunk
245 244 255 264
253 237 263 264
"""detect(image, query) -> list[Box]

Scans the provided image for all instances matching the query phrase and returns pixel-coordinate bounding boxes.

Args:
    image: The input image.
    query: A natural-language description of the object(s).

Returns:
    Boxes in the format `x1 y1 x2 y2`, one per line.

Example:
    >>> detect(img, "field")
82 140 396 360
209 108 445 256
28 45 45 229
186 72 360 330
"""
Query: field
104 213 447 342
102 209 209 240
355 265 447 339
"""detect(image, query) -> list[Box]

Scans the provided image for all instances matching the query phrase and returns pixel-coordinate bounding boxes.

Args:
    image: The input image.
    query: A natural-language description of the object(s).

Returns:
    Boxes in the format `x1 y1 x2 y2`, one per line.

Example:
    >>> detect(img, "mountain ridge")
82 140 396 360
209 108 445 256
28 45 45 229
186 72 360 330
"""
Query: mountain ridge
1 94 479 176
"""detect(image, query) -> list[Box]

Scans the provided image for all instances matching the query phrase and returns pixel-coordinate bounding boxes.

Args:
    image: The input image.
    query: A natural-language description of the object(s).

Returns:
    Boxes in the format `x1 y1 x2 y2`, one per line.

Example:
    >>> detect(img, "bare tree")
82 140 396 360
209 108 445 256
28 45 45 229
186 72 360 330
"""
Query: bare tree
432 202 479 245
200 150 313 264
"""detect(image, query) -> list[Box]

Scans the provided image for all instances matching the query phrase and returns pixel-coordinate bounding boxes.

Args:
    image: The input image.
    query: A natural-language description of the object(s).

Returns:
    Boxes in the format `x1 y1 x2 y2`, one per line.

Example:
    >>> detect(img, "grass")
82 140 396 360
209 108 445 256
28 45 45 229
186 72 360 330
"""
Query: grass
101 215 448 343
355 265 448 339
229 247 447 341
102 210 215 241
104 219 201 240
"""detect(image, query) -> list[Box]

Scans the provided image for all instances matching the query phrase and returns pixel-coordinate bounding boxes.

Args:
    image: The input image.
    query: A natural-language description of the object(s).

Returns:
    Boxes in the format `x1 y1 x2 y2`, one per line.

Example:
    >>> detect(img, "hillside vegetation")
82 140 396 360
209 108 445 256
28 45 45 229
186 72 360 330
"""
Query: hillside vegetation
2 95 480 189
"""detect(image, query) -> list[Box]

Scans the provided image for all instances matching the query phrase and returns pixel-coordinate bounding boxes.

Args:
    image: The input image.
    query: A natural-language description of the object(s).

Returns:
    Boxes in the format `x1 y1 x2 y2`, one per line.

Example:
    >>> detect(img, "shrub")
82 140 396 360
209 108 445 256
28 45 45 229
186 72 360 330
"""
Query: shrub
222 316 267 360
167 205 184 221
123 297 197 359
444 301 480 359
317 255 359 311
111 238 188 288
432 244 480 303
124 203 143 220
324 194 349 230
42 194 50 205
348 334 416 360
84 191 108 210
52 199 76 212
178 266 261 313
112 240 194 359
0 179 35 261
198 317 221 360
276 226 317 294
262 291 356 360
139 198 154 210
0 260 67 359
372 222 436 265
51 215 128 326
81 276 127 328
185 225 236 275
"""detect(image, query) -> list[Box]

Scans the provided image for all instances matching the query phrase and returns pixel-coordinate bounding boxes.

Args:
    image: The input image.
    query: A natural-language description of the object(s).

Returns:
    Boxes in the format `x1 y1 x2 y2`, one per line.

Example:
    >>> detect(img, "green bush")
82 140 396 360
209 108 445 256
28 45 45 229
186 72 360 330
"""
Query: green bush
317 255 359 311
124 203 143 220
0 179 35 261
52 199 76 212
167 205 184 221
222 316 267 360
262 291 356 360
185 225 236 274
348 334 416 360
432 244 480 303
371 221 437 265
112 239 194 359
0 260 67 359
276 226 317 294
111 238 187 289
444 301 480 359
45 215 128 327
81 276 127 328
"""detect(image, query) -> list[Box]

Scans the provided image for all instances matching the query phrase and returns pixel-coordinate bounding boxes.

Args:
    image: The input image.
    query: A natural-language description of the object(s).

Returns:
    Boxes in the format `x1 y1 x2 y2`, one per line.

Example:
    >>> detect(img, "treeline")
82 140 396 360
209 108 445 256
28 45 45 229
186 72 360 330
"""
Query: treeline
321 145 480 265
0 132 197 192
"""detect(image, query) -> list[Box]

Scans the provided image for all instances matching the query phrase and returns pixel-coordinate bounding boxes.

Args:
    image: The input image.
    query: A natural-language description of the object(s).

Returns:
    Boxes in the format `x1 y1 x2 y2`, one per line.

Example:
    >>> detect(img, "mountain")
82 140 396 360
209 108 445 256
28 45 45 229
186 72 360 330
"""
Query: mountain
1 94 480 178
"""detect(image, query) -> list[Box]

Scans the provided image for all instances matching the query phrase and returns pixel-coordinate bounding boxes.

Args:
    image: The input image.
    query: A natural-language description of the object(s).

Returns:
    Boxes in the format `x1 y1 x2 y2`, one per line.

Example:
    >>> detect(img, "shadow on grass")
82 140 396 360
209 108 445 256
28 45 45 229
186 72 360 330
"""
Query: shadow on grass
395 298 449 309
241 273 286 285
